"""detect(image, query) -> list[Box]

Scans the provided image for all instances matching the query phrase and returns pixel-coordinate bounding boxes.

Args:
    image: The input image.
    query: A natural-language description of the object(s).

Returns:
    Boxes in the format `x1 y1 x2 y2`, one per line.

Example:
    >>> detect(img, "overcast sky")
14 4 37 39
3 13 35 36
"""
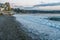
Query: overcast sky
0 0 60 7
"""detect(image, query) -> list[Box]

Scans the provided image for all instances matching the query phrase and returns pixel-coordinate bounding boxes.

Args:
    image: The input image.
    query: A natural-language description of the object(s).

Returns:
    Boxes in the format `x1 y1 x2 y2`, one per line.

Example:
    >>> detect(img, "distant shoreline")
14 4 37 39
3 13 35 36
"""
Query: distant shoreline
14 13 60 16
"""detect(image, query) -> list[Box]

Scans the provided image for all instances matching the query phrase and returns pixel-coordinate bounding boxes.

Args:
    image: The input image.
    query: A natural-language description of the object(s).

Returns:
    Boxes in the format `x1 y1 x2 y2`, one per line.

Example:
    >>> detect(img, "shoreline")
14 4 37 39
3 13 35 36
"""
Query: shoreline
0 15 32 40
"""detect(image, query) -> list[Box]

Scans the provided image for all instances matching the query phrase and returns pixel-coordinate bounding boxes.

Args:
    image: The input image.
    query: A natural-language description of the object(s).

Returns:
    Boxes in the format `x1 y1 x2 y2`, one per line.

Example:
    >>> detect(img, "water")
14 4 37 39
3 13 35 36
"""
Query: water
13 14 60 40
47 17 60 21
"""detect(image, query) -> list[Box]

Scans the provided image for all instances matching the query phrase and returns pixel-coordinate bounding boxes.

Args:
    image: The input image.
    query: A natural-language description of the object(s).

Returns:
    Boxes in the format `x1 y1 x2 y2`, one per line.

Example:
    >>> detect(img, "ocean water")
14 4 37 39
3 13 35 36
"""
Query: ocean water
47 17 60 21
13 14 60 40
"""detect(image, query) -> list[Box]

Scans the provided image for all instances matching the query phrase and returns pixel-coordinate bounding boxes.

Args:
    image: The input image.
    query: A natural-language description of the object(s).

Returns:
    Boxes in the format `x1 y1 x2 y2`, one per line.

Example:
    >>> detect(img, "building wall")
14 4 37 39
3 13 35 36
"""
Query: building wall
0 6 1 11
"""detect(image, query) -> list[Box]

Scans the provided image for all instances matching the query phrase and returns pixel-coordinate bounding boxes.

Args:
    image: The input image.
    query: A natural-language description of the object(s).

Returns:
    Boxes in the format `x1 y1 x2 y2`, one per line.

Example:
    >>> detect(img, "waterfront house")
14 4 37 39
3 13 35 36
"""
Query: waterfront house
0 2 11 11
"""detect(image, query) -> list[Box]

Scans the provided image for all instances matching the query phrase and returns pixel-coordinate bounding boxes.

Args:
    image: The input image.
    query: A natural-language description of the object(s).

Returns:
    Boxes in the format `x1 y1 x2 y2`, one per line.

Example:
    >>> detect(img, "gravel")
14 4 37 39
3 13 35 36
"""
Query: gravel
0 15 32 40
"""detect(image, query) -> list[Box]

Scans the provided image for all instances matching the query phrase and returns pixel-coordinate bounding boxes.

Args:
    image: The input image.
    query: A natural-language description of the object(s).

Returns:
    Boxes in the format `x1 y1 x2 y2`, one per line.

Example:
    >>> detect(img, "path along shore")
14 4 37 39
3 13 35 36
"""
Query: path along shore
0 15 32 40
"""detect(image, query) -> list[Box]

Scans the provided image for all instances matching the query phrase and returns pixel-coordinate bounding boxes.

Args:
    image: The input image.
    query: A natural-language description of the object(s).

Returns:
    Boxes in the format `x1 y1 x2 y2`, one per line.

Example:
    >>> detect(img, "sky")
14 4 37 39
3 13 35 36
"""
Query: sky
0 0 60 7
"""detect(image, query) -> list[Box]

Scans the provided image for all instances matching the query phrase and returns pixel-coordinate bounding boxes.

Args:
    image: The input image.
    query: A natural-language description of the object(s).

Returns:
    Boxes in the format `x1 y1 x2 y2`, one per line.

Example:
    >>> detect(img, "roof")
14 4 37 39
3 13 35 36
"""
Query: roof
0 3 4 5
0 3 5 8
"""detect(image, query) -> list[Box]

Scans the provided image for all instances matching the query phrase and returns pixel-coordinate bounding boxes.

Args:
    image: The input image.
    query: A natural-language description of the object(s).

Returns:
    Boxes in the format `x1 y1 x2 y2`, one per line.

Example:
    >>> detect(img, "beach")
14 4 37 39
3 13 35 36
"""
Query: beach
0 15 32 40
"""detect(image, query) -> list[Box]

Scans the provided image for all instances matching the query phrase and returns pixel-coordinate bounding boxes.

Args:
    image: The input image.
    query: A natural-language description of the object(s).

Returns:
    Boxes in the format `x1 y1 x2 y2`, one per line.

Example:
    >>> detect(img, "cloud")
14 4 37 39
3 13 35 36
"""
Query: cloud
33 5 60 10
33 2 60 7
0 0 60 7
21 2 60 10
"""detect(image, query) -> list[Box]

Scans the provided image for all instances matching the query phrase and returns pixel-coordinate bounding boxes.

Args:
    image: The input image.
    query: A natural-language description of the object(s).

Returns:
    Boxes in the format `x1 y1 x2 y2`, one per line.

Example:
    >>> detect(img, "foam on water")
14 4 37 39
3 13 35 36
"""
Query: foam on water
13 14 60 40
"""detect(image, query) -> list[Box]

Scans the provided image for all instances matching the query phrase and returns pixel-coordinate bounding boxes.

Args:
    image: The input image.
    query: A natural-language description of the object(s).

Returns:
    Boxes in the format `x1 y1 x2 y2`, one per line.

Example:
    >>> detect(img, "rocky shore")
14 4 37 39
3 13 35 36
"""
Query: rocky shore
0 15 32 40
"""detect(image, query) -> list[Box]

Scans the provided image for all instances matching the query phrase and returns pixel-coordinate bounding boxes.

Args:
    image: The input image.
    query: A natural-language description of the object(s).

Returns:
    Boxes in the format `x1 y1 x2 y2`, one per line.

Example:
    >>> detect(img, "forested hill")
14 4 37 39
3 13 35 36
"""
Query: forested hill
12 8 60 13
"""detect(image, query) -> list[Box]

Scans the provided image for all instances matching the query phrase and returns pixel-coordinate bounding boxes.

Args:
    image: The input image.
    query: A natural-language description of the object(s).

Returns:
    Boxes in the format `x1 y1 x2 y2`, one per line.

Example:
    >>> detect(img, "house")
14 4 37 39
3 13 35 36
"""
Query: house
0 3 5 11
0 2 11 11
